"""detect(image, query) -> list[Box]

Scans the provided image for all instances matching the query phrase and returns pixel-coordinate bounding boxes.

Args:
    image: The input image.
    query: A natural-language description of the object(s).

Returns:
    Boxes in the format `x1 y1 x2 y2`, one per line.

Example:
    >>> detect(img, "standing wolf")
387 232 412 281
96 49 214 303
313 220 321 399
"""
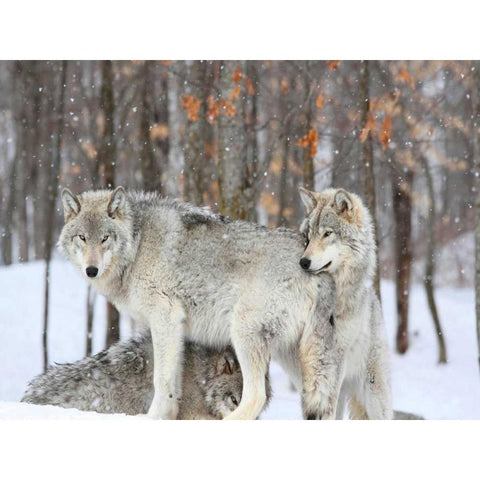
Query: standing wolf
22 331 271 419
59 187 337 420
298 187 393 419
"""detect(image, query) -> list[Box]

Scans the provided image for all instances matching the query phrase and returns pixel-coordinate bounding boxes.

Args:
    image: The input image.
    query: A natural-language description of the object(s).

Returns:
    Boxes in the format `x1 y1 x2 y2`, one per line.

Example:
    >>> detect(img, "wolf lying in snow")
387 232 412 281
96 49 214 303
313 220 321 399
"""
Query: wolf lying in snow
58 187 337 420
22 331 271 419
299 187 393 419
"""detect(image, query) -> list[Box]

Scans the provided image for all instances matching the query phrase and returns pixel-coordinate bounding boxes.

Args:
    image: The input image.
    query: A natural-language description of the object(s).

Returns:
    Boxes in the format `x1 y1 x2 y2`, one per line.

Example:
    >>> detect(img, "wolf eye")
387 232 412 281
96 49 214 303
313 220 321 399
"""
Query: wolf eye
323 231 332 238
78 234 86 242
102 235 109 243
230 395 238 406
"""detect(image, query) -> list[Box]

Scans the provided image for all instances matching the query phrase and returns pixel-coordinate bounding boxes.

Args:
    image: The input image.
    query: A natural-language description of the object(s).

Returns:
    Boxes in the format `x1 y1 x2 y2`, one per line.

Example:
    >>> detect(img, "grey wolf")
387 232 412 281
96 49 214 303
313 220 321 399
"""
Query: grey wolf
299 187 393 419
58 187 336 420
22 331 271 419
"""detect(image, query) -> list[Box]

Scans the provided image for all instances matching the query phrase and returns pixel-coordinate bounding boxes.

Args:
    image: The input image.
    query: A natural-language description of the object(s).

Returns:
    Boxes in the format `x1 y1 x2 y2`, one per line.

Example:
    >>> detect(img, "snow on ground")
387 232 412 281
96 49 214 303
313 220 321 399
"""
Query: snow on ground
0 259 478 420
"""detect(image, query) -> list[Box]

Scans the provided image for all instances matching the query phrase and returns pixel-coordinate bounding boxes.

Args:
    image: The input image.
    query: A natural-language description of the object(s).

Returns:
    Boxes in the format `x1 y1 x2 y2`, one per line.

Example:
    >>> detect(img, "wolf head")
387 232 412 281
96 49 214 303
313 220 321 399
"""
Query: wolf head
202 347 272 419
203 348 243 419
58 187 135 281
298 187 375 279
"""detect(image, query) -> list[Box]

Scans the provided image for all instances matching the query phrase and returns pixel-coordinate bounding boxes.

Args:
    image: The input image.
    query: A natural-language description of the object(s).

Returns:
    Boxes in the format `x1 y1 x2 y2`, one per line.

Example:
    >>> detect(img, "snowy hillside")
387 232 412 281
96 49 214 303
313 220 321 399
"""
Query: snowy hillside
0 259 478 419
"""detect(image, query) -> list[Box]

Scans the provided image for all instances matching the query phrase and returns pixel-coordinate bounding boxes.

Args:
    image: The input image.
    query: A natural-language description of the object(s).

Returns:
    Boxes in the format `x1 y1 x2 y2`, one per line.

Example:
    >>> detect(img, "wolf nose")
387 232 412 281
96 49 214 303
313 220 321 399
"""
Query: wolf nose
86 266 99 278
299 258 311 270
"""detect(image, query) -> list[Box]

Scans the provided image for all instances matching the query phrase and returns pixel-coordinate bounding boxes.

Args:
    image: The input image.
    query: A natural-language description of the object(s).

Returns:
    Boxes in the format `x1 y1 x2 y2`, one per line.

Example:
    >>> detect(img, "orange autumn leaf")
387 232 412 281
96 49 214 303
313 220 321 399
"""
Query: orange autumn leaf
229 84 242 100
181 94 201 122
296 128 318 158
359 112 377 143
327 60 340 71
316 93 324 110
232 67 243 83
150 123 169 142
207 98 236 123
397 69 415 89
378 115 392 148
244 76 255 95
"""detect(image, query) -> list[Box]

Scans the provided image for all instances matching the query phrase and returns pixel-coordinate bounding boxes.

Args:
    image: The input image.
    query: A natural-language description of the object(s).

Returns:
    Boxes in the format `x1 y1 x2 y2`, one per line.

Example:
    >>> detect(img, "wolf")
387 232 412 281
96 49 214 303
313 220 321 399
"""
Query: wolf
22 331 271 419
58 187 337 420
298 187 393 419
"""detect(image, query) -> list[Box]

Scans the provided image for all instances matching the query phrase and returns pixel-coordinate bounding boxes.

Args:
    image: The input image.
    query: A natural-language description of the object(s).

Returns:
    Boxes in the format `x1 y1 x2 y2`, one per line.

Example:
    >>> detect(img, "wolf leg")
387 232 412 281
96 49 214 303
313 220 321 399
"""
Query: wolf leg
348 395 368 420
224 341 270 420
299 325 343 420
335 382 349 420
147 300 186 420
224 311 271 420
350 356 393 420
363 365 393 420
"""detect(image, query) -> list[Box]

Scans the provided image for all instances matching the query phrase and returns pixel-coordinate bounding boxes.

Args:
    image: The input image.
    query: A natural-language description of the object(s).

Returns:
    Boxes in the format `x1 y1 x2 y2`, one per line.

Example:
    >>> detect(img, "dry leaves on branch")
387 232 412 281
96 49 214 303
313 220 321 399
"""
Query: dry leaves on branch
181 94 201 122
150 123 169 142
231 66 255 95
296 128 318 158
207 96 237 123
378 115 392 148
397 69 415 90
228 84 242 101
359 112 377 143
327 60 340 71
316 93 324 110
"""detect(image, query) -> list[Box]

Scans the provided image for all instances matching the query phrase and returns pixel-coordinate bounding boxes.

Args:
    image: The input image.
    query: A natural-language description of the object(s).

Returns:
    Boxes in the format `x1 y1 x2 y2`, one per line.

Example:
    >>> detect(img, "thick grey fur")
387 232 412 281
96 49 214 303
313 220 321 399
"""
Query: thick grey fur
22 331 271 419
58 188 336 420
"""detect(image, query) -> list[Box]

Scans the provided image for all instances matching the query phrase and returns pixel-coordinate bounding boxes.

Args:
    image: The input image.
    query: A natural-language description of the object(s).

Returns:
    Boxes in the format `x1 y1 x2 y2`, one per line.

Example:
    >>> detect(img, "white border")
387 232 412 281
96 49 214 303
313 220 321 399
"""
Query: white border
0 420 478 479
1 1 479 59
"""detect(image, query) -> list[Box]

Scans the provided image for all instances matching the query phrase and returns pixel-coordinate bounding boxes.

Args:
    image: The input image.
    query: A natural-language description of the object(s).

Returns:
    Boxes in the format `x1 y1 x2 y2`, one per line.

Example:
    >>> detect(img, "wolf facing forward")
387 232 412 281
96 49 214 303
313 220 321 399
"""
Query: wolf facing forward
58 188 337 420
22 331 271 419
298 187 393 419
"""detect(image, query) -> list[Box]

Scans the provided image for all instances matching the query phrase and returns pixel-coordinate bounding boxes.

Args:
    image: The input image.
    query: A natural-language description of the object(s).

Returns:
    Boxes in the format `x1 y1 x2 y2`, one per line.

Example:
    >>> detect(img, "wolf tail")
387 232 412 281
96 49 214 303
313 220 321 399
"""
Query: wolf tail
21 331 154 415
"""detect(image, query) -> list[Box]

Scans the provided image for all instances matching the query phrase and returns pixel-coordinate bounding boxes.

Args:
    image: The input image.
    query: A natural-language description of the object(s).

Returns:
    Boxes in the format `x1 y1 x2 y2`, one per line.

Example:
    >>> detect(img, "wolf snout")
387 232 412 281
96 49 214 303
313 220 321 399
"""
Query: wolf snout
299 257 311 270
86 266 99 278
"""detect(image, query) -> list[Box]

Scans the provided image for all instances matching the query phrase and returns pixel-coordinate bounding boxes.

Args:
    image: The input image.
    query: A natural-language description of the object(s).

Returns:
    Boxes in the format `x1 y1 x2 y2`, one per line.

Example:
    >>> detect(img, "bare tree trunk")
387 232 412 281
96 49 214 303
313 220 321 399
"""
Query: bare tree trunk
98 60 120 347
419 155 447 364
12 62 30 263
392 167 413 354
217 61 252 220
2 158 16 265
472 63 480 371
183 61 208 205
86 285 96 356
278 72 291 226
42 60 67 372
97 60 116 189
359 60 382 301
140 61 161 192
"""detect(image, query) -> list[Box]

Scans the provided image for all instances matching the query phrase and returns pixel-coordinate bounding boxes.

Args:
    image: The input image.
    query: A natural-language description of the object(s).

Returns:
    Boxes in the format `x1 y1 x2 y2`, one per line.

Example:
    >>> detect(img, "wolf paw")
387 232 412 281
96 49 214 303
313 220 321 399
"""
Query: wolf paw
147 397 179 420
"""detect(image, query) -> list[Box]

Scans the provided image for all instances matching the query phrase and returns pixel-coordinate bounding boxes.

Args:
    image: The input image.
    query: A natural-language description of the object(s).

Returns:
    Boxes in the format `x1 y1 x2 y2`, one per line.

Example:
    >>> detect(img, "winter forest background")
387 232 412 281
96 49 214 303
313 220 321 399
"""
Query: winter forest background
0 60 478 419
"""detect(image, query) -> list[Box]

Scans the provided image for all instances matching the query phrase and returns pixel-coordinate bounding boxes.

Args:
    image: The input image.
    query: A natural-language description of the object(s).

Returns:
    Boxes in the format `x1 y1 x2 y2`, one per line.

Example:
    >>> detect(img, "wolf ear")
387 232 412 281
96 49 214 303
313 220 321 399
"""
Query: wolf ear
333 189 354 217
61 188 81 222
107 186 127 218
216 351 238 376
299 187 317 214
